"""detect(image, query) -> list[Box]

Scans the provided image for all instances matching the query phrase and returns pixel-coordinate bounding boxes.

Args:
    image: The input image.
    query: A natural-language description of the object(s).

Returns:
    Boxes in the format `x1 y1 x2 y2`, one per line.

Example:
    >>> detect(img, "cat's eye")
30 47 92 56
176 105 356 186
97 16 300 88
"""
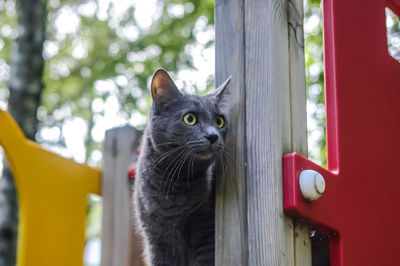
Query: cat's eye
183 113 197 125
215 115 225 128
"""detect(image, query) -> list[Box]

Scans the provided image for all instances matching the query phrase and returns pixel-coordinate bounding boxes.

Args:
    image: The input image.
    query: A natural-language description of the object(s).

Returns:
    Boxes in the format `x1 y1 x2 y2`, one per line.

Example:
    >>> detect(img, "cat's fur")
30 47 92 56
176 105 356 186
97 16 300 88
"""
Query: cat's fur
133 69 230 266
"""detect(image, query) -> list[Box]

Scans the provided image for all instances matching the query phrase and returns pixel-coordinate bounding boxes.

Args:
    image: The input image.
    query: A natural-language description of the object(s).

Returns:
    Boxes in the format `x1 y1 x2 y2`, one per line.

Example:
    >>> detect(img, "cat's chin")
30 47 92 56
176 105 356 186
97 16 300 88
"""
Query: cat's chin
195 151 215 160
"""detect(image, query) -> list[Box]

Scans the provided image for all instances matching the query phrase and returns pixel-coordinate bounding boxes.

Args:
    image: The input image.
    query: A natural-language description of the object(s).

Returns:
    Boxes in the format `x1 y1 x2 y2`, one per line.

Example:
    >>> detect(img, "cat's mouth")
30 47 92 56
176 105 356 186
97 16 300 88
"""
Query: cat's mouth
194 146 218 160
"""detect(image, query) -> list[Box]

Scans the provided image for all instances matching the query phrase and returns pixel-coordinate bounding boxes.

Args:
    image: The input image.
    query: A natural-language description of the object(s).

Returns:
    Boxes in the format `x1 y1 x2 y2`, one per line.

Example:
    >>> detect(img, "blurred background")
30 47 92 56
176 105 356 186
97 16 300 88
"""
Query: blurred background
0 0 398 265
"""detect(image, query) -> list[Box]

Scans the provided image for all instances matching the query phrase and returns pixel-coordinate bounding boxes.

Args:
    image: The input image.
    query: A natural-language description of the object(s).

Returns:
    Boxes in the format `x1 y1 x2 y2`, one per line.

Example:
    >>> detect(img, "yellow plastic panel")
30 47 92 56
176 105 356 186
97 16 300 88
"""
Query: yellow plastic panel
0 110 102 266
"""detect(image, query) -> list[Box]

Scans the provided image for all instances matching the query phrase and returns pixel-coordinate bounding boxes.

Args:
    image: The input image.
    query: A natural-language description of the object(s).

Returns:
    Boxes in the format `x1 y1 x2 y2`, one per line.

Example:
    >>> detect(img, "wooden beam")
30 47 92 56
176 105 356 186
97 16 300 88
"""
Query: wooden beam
101 126 144 266
215 0 311 264
288 0 312 264
215 0 247 264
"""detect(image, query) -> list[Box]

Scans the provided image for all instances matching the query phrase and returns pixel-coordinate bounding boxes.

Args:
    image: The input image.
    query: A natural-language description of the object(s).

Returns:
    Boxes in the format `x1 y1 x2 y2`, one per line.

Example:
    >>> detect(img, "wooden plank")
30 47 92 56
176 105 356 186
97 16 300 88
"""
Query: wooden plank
101 126 144 266
244 0 293 264
215 0 311 264
288 0 312 264
215 0 247 265
288 0 308 153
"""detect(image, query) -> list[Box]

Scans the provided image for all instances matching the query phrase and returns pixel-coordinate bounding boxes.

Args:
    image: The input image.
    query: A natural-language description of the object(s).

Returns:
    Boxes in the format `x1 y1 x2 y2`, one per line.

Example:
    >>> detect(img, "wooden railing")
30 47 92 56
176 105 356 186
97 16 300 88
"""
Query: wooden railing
101 126 144 266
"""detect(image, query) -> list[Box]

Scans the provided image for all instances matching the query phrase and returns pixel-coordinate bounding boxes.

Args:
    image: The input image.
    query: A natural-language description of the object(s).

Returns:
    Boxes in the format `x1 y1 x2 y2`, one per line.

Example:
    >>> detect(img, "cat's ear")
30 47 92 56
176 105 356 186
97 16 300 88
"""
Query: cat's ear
209 76 232 102
151 68 182 110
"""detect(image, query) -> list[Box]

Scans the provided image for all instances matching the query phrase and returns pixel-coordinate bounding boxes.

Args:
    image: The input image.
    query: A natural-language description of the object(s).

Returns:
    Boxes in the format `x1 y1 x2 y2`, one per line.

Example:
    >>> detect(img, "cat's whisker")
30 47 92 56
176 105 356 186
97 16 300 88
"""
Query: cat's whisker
161 148 188 193
166 151 187 189
191 150 195 176
186 153 194 190
176 151 191 187
165 150 191 196
154 148 181 163
220 154 228 182
159 150 183 191
189 144 209 152
152 146 185 170
222 149 235 163
215 153 226 187
168 151 192 197
151 140 181 147
161 156 182 192
187 140 205 145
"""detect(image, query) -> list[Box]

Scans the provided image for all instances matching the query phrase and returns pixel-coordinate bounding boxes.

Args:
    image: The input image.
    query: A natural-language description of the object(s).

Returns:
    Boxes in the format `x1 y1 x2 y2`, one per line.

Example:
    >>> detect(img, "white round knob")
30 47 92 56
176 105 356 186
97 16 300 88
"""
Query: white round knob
299 170 325 201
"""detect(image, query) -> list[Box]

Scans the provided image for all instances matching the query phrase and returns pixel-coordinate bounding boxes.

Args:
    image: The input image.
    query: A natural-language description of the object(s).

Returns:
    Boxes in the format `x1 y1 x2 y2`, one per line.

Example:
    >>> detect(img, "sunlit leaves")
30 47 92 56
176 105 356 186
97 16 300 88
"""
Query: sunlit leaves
37 0 214 169
386 8 400 61
304 0 326 166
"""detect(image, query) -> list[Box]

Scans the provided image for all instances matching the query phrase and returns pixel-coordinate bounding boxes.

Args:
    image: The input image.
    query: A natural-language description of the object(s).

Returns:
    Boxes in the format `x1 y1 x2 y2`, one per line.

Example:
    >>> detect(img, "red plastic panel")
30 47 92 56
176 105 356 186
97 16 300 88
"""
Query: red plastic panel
283 0 400 265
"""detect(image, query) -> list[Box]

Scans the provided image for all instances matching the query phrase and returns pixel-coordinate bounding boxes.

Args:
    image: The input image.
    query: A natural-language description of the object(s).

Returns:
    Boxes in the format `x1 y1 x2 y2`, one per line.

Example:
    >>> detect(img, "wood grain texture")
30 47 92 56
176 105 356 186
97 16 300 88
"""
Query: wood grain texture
245 0 293 264
101 126 145 266
288 0 312 264
215 0 247 264
215 0 310 264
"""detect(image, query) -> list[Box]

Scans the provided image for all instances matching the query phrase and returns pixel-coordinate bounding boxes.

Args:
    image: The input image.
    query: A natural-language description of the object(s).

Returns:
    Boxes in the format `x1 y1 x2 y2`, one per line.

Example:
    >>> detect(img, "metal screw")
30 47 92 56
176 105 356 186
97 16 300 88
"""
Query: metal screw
299 170 326 201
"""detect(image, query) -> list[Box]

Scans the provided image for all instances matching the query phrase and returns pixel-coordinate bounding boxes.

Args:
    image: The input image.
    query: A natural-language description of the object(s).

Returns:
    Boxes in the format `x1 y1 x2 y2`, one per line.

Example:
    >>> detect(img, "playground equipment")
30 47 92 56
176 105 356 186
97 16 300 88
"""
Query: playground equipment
215 0 400 265
283 0 400 265
0 110 143 266
0 110 101 266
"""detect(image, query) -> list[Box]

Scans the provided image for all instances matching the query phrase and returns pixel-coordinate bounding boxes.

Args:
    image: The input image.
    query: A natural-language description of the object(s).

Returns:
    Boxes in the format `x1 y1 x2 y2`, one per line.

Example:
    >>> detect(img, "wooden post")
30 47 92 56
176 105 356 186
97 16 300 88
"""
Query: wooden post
101 126 144 266
215 0 311 264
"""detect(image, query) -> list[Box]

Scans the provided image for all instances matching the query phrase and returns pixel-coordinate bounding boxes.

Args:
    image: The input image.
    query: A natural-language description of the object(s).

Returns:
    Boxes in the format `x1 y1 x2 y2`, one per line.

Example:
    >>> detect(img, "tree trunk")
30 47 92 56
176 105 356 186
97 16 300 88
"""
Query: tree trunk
0 0 46 265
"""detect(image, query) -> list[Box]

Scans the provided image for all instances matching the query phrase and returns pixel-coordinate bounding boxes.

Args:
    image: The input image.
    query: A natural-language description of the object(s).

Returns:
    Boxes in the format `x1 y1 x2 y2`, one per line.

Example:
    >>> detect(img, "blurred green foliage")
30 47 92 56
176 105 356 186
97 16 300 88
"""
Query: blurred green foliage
303 0 326 166
386 7 400 61
39 0 214 164
0 0 16 107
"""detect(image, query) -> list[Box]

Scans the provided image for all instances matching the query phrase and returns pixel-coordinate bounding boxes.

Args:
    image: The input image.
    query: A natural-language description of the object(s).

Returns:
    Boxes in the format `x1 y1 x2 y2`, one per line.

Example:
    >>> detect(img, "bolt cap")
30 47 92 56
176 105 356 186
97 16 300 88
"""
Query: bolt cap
299 170 325 201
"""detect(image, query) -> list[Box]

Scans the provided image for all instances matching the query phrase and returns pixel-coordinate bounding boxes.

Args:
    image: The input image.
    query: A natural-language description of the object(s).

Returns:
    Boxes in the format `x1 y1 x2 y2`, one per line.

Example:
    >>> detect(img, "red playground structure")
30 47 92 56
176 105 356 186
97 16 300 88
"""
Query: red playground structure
283 0 400 265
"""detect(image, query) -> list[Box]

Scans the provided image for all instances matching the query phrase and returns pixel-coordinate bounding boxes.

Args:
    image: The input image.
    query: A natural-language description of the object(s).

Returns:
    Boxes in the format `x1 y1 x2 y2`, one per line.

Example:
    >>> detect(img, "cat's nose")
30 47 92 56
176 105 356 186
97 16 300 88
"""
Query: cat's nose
205 134 219 144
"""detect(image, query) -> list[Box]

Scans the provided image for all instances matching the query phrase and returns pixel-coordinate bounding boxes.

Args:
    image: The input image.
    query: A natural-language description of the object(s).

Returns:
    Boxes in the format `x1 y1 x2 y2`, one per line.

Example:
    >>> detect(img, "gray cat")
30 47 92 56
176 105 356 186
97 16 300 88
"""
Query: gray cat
133 69 230 266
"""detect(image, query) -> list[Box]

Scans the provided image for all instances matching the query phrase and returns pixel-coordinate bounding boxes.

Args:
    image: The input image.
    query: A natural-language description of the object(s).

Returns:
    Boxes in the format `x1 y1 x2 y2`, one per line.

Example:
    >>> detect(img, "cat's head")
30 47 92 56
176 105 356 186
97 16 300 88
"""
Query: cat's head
148 68 230 163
